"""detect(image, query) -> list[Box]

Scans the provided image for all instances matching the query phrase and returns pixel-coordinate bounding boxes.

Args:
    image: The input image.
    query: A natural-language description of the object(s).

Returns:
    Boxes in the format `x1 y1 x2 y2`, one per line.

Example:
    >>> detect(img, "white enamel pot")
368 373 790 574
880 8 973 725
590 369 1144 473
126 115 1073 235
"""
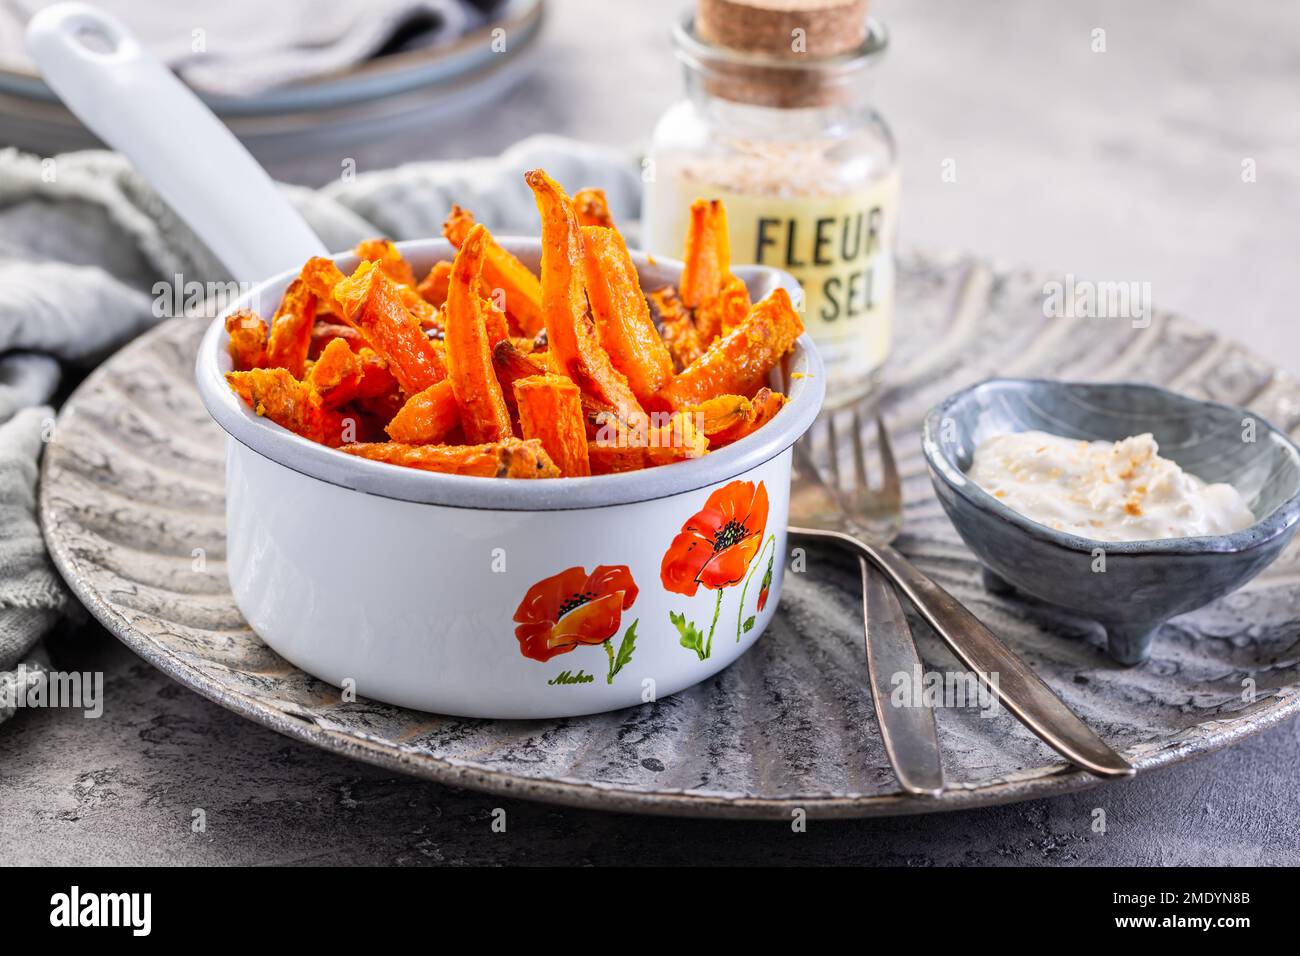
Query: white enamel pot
29 3 826 719
196 243 824 717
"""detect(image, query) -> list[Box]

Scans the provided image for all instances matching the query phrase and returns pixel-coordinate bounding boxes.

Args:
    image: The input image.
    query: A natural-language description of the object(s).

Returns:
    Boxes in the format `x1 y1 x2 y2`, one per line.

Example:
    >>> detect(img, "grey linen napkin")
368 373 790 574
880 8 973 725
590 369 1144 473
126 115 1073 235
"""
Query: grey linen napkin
0 134 641 725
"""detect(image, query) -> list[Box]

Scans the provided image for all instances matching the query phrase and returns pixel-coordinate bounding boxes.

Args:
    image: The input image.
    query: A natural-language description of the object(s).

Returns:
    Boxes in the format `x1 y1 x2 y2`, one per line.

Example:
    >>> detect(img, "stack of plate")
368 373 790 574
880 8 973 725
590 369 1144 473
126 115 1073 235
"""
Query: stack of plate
0 0 543 164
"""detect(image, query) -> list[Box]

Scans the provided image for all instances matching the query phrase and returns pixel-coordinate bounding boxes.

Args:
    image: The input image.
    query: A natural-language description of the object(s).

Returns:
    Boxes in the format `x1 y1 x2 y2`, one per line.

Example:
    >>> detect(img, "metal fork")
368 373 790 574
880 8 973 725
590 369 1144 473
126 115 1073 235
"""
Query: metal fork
789 407 1134 780
790 426 943 796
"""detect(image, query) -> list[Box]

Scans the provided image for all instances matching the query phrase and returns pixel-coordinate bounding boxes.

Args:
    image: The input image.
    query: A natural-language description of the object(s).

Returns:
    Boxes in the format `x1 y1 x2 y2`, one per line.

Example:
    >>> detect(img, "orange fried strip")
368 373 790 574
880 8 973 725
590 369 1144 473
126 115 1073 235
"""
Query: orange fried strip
333 261 446 395
355 238 417 287
402 287 436 326
444 204 545 337
514 374 590 477
646 411 708 466
648 286 705 371
697 273 751 340
574 187 614 228
226 309 268 371
227 368 344 446
679 198 731 310
265 278 317 378
587 444 646 475
385 379 460 444
493 340 614 432
445 224 514 443
483 298 511 348
525 169 644 417
345 348 397 401
341 438 560 478
355 238 436 325
683 394 755 437
307 337 364 408
657 287 805 410
589 411 708 473
710 387 787 446
492 338 544 417
417 260 452 307
300 257 346 302
363 363 401 417
581 225 674 406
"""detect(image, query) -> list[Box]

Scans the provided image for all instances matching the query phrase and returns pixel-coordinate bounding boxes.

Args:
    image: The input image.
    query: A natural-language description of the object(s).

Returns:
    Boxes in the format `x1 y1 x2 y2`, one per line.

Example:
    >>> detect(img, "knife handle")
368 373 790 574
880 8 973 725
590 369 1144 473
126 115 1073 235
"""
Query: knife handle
860 557 945 797
850 537 1133 778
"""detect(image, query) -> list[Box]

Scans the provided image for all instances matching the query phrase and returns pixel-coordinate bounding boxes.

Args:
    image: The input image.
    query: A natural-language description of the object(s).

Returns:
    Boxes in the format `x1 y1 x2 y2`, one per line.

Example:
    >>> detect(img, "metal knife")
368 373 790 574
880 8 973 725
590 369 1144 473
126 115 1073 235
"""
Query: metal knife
861 557 944 797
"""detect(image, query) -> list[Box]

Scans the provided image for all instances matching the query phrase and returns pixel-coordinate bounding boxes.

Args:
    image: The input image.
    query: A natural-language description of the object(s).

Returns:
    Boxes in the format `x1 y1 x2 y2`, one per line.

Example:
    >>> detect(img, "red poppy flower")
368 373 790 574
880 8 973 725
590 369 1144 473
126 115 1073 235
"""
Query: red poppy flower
513 565 638 662
660 480 769 597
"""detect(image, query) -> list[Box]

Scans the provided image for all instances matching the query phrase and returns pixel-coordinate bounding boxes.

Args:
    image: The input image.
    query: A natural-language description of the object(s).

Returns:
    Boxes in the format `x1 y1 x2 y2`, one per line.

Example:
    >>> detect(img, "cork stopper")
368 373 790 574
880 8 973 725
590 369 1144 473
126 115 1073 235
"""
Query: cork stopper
698 0 869 59
686 0 876 108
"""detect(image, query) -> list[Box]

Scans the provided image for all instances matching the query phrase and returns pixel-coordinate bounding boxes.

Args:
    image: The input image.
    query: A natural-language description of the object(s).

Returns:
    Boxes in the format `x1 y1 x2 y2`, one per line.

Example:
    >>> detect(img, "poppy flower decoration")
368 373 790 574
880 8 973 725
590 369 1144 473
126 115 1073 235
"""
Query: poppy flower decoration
660 481 769 597
513 565 640 682
661 480 769 661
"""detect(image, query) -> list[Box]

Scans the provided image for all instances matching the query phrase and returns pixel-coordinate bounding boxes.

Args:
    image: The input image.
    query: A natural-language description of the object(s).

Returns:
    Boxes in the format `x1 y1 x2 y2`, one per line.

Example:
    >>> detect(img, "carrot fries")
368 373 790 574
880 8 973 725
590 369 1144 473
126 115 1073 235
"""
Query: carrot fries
514 374 591 477
580 224 674 406
343 438 559 478
656 287 804 410
573 188 615 228
444 205 545 336
333 261 446 394
444 224 514 443
526 169 644 417
386 380 459 445
224 169 803 478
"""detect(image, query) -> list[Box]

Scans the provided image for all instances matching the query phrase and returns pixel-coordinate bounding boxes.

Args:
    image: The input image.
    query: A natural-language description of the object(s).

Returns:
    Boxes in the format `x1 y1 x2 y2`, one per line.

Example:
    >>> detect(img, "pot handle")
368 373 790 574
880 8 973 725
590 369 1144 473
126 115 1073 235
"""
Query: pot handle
26 2 328 284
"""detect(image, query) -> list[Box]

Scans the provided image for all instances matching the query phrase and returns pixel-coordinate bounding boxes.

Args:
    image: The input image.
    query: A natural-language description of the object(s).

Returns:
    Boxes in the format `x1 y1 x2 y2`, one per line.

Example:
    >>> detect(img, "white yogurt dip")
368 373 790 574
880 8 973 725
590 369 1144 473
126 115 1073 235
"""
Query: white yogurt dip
967 430 1255 542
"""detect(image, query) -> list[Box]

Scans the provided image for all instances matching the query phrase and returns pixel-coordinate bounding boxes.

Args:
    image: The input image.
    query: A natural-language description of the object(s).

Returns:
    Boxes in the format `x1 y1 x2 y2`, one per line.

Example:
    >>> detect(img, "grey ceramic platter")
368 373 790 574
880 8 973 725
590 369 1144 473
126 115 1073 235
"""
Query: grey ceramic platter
41 253 1300 819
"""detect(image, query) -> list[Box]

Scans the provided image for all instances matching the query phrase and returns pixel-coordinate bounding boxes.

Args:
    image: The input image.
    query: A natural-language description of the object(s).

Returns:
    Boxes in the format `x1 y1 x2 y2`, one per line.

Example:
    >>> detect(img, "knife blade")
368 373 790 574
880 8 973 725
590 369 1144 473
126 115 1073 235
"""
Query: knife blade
861 556 945 797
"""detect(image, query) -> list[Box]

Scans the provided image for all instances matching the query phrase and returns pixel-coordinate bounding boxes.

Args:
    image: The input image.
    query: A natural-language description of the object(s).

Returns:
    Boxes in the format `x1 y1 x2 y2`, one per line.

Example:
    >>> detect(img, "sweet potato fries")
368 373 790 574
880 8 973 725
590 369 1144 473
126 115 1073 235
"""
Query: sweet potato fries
225 173 803 479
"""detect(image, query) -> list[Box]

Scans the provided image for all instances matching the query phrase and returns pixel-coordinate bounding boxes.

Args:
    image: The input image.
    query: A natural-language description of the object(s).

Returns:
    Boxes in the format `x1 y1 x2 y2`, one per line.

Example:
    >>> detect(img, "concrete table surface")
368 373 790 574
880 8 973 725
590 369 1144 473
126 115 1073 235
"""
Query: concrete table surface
3 632 1297 865
3 0 1298 865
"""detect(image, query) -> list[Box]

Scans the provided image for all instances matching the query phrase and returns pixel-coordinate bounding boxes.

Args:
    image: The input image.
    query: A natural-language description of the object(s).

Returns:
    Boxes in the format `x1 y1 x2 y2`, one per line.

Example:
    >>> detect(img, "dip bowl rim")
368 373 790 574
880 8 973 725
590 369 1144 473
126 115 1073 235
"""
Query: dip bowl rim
921 377 1300 557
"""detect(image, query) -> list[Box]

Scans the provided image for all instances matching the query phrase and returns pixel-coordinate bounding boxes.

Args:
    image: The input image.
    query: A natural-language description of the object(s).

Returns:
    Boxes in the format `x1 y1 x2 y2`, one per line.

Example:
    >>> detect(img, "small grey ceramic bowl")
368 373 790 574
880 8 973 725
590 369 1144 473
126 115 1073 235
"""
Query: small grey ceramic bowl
922 379 1300 664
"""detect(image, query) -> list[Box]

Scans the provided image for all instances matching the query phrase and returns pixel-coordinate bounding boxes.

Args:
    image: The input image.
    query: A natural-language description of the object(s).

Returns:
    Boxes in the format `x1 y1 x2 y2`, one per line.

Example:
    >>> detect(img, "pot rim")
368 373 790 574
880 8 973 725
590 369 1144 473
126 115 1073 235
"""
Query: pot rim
196 237 826 511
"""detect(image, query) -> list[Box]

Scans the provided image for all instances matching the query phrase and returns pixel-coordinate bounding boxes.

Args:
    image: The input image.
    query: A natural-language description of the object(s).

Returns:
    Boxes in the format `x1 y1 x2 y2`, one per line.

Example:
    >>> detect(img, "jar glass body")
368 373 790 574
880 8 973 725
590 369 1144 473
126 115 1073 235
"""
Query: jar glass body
642 22 899 408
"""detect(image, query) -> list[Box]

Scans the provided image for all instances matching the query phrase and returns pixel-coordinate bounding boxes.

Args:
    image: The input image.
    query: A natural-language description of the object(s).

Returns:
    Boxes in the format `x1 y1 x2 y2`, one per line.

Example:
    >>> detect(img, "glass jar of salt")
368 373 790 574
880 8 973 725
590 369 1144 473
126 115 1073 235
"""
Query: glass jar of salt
643 0 899 407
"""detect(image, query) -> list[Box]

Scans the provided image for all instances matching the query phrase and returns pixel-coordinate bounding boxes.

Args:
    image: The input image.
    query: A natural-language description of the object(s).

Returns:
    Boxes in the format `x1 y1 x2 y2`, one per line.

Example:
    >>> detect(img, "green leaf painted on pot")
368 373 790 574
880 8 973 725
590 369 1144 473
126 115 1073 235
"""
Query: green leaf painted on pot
607 618 638 683
742 615 756 633
670 610 706 661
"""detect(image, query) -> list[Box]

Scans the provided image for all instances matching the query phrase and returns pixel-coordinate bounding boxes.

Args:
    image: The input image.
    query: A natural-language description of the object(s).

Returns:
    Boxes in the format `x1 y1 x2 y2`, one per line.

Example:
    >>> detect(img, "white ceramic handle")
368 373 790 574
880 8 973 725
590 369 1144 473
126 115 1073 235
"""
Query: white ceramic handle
26 2 328 283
